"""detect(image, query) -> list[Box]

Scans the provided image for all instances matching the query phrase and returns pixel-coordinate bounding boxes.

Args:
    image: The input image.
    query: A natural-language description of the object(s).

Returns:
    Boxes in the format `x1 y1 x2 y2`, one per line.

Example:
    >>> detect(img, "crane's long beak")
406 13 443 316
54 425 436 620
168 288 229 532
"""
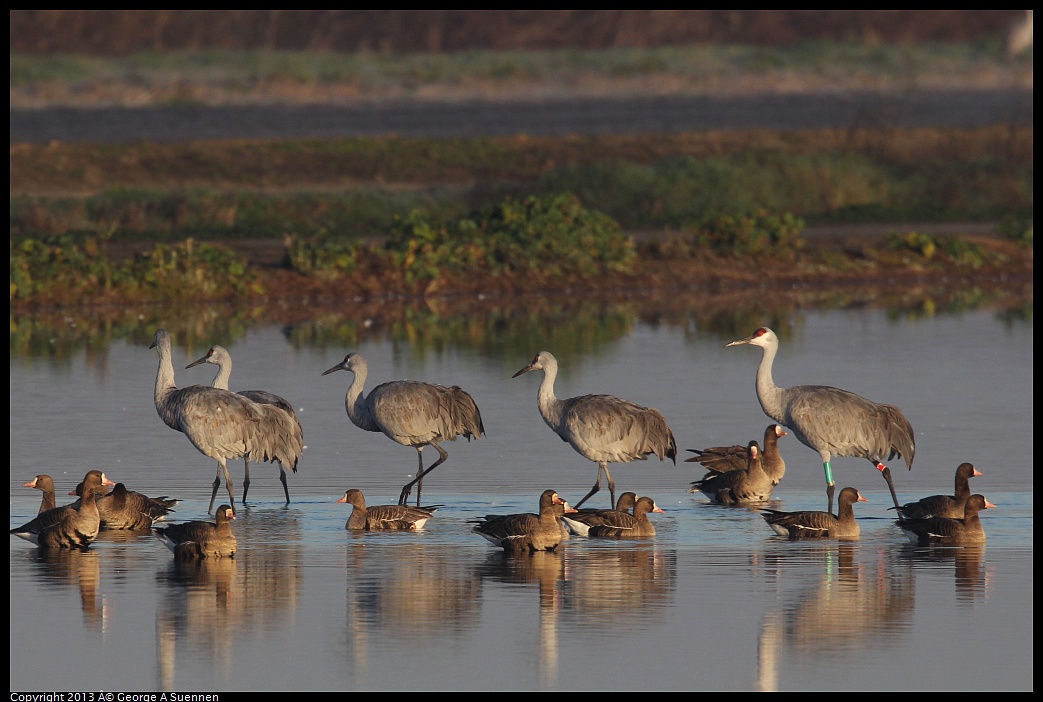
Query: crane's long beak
725 335 754 347
511 363 535 378
321 364 344 376
185 354 208 369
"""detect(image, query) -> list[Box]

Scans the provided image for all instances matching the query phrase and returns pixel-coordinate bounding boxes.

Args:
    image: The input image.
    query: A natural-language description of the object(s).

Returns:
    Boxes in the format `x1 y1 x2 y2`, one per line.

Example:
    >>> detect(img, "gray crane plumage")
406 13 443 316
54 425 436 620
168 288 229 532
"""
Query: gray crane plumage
322 352 485 506
727 327 915 513
150 329 299 514
186 344 304 506
512 351 677 509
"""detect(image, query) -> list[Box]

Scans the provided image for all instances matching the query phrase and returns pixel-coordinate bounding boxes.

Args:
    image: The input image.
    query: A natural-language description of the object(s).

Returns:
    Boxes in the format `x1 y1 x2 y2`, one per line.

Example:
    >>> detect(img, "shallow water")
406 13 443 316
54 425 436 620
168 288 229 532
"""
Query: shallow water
9 307 1033 691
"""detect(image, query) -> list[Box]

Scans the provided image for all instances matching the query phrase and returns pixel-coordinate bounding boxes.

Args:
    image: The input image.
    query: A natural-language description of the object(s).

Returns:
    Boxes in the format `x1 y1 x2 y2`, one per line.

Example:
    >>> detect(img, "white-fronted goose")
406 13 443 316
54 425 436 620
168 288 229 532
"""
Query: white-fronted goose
689 440 774 504
337 488 439 531
560 491 638 536
893 462 982 519
153 504 237 559
11 470 111 538
11 471 105 549
896 493 995 546
472 489 569 553
23 474 57 514
687 424 787 485
72 480 179 529
761 486 867 540
586 496 664 539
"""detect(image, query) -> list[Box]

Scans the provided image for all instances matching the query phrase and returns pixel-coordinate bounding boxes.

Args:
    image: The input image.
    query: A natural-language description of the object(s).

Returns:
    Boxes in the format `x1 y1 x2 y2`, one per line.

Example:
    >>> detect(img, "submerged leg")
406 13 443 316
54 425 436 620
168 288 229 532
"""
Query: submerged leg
223 463 237 514
280 464 290 504
242 459 252 504
399 444 448 506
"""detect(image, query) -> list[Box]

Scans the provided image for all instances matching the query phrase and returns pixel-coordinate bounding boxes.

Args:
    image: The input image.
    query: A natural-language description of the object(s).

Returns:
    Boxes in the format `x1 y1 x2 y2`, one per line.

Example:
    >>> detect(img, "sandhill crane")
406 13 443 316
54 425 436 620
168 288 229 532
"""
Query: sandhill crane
321 352 485 506
150 329 299 514
186 344 304 506
726 327 915 513
762 486 867 540
512 350 677 509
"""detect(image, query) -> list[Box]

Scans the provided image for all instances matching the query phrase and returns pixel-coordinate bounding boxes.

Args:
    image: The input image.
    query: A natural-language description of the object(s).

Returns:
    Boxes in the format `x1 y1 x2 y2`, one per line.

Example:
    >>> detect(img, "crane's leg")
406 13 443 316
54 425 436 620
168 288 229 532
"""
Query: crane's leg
876 462 901 511
223 464 236 514
573 462 615 510
242 459 251 504
210 470 222 514
399 444 448 506
823 461 835 514
279 463 290 504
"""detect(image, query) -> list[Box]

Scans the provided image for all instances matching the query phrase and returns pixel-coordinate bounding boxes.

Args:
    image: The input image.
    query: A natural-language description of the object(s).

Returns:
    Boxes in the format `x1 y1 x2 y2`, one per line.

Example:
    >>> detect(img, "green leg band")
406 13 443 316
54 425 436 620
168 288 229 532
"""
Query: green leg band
823 462 834 485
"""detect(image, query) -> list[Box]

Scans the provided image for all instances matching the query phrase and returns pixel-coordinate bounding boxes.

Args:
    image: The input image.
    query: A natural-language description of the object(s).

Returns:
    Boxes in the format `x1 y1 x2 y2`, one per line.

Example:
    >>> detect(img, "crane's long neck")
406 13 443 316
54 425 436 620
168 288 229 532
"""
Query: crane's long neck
211 357 232 391
755 342 787 424
535 361 566 432
154 340 180 429
344 366 380 432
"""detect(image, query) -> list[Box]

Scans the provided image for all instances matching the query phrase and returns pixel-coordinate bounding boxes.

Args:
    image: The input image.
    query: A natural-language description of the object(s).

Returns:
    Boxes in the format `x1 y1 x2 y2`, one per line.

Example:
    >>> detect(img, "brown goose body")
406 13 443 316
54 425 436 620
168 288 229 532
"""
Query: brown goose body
337 488 438 531
586 496 664 539
687 424 787 485
762 487 868 540
560 491 637 536
11 471 111 539
896 494 994 545
893 462 982 519
153 505 237 559
689 440 774 504
23 474 58 514
11 472 107 549
72 480 180 529
472 489 568 553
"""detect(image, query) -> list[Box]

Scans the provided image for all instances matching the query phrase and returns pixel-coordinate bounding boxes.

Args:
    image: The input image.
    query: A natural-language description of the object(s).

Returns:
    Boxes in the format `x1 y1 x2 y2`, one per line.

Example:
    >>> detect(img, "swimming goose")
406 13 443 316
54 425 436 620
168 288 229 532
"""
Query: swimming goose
337 488 439 531
896 493 994 546
761 486 867 540
153 505 237 559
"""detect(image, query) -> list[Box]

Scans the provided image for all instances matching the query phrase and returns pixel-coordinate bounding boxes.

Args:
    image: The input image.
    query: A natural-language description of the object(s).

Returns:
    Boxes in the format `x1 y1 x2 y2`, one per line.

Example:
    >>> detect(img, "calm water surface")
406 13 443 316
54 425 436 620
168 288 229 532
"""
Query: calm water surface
9 308 1033 691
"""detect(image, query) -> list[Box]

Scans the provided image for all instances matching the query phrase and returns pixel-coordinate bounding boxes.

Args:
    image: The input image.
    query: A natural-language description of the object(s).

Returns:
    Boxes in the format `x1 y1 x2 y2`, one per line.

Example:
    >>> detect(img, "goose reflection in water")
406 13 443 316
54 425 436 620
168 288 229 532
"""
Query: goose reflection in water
33 548 105 633
342 542 482 680
896 542 992 605
477 550 568 688
558 543 677 630
755 544 916 692
154 509 304 690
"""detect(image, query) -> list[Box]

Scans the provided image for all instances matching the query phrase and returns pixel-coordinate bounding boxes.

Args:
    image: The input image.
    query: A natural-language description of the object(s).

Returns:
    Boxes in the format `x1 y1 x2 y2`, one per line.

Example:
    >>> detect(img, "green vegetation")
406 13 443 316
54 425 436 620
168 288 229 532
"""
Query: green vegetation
10 235 259 306
10 127 1033 247
383 194 633 281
